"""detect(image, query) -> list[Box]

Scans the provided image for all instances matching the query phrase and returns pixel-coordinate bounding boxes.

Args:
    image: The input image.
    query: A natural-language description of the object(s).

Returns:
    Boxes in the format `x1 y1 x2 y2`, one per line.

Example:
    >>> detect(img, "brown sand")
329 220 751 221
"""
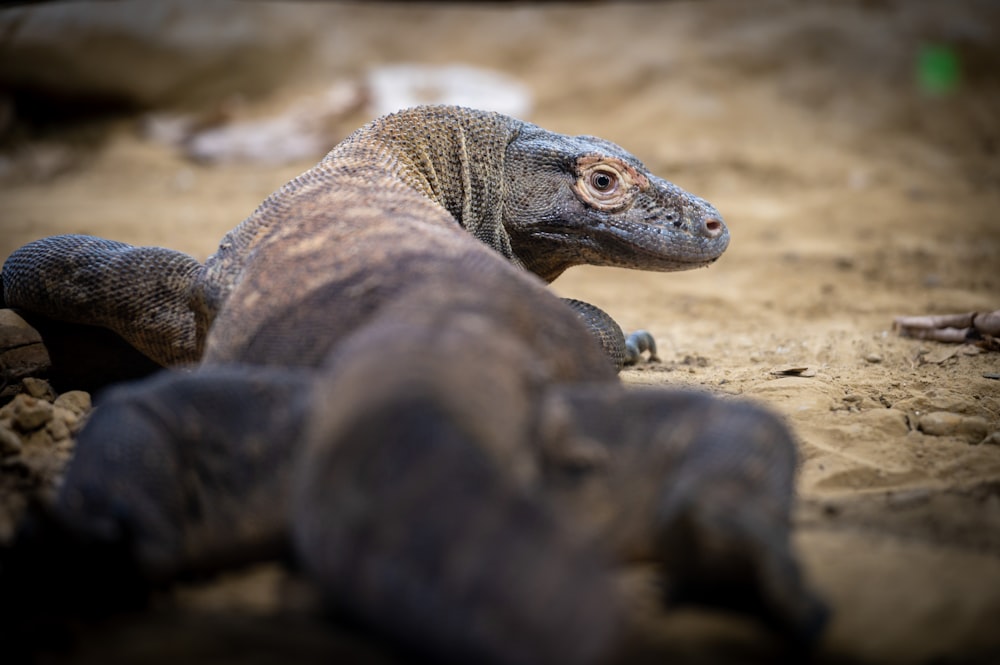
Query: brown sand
1 2 998 663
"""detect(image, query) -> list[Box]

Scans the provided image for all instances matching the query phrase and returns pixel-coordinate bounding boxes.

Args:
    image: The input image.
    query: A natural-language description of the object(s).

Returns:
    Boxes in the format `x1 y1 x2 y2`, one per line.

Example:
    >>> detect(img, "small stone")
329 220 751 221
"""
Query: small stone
53 391 92 417
46 417 70 441
21 377 57 402
52 405 80 430
0 309 35 328
0 423 22 455
4 394 54 432
918 411 990 444
864 353 883 364
771 366 817 377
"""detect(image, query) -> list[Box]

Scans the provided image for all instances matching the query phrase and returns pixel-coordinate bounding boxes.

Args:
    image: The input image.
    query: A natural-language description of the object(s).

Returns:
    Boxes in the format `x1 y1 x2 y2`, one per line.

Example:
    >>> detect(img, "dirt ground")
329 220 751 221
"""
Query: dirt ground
1 1 999 664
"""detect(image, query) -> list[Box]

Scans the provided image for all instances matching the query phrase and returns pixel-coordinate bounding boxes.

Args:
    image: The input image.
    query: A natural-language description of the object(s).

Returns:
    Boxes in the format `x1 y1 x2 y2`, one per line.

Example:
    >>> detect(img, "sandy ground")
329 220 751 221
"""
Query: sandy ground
1 1 999 663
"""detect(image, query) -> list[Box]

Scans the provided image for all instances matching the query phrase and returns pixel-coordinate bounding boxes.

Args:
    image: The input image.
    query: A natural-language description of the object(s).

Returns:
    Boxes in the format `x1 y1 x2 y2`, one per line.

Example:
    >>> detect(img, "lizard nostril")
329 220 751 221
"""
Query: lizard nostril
701 217 725 239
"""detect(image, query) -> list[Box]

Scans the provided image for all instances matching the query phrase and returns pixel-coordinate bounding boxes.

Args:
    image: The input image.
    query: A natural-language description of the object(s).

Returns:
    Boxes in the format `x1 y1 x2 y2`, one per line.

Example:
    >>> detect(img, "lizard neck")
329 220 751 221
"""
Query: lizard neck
329 106 522 264
504 233 575 283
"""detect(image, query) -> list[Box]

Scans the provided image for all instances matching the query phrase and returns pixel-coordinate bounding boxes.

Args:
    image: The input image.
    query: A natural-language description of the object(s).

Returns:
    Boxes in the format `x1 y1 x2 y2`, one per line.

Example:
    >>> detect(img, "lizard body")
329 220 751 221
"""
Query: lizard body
0 107 823 664
2 106 728 370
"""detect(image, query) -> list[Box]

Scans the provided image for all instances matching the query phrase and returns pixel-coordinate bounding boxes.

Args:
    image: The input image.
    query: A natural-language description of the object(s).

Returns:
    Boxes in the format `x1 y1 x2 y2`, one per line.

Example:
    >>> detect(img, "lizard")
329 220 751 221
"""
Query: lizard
0 106 822 662
0 105 729 373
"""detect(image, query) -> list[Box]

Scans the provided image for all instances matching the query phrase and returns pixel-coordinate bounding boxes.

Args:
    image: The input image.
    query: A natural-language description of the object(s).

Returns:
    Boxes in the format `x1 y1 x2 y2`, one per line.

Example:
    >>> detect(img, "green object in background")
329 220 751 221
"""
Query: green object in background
918 45 960 95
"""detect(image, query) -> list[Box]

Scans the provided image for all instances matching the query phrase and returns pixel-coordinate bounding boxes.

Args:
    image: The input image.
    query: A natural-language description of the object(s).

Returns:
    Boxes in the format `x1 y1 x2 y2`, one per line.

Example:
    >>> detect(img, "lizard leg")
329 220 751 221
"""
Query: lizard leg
540 387 827 645
562 297 630 369
2 234 204 366
52 365 312 580
1 365 312 640
649 399 827 644
561 298 660 368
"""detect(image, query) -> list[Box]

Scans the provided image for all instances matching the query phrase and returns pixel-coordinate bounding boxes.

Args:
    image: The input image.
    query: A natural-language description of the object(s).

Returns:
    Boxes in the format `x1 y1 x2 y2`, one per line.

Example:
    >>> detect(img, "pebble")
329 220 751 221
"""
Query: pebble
0 382 92 458
864 353 883 364
0 423 21 455
1 394 54 432
45 416 71 441
918 411 990 444
52 405 80 430
54 390 92 417
21 377 57 401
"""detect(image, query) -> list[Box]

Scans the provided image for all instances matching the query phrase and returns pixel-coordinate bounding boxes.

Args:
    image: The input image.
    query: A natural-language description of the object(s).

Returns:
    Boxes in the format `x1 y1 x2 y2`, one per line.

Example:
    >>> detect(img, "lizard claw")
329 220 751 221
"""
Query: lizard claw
624 330 659 365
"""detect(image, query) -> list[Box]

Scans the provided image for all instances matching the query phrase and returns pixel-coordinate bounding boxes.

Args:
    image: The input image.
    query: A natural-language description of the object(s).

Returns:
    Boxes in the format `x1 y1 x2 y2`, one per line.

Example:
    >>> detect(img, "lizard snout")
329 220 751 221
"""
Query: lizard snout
699 216 726 240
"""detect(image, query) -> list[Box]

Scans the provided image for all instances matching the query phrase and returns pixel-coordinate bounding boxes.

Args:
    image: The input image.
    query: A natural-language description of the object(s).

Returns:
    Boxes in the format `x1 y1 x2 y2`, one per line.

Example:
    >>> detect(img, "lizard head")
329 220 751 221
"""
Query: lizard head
501 126 729 282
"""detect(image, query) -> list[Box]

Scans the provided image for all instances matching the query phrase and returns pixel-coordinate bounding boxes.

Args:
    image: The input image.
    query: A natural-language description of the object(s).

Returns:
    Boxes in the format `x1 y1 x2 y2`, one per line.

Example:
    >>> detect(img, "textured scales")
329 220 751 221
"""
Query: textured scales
0 107 824 664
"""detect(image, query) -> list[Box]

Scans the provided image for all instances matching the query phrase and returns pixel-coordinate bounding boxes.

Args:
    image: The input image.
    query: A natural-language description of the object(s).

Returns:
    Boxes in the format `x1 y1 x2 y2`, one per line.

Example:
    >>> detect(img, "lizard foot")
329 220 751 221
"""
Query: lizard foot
539 387 827 646
54 366 311 580
656 489 828 647
653 401 828 646
562 299 661 369
624 329 660 365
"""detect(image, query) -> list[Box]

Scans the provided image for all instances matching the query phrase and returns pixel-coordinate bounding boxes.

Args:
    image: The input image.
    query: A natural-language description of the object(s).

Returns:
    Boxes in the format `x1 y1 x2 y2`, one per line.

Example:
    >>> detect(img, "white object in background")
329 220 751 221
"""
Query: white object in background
366 64 533 119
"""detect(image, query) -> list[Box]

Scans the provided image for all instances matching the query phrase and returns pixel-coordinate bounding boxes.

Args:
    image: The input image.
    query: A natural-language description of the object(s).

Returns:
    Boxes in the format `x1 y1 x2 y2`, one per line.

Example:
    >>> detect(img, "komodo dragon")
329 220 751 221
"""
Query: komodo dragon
1 105 728 371
0 106 824 663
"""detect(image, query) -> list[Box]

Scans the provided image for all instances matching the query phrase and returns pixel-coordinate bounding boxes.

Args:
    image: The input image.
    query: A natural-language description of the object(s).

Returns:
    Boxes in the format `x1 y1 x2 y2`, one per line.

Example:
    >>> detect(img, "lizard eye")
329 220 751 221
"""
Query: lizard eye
589 170 617 192
574 159 636 212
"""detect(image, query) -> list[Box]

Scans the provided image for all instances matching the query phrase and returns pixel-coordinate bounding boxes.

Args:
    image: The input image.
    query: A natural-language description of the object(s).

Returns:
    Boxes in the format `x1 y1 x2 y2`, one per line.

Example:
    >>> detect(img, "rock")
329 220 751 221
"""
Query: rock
0 309 36 329
53 390 92 417
0 310 51 400
0 423 21 455
918 411 990 444
51 405 80 431
21 377 56 401
747 376 839 416
771 366 817 377
0 0 319 108
45 416 70 442
858 408 910 438
0 394 54 432
864 353 883 363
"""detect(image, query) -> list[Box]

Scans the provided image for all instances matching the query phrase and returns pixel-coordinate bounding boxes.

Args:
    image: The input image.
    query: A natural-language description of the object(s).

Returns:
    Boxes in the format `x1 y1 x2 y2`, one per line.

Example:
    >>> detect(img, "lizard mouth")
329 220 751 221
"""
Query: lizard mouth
592 216 730 271
530 223 728 273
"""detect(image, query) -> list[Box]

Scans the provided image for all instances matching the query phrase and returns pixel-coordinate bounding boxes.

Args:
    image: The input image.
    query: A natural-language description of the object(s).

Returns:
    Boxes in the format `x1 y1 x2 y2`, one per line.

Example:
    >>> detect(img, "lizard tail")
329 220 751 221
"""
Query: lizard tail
2 234 203 366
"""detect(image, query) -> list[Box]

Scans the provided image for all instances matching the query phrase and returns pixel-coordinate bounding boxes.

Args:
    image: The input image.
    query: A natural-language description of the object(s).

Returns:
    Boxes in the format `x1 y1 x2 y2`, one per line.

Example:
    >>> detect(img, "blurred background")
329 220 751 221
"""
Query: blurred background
1 1 999 663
